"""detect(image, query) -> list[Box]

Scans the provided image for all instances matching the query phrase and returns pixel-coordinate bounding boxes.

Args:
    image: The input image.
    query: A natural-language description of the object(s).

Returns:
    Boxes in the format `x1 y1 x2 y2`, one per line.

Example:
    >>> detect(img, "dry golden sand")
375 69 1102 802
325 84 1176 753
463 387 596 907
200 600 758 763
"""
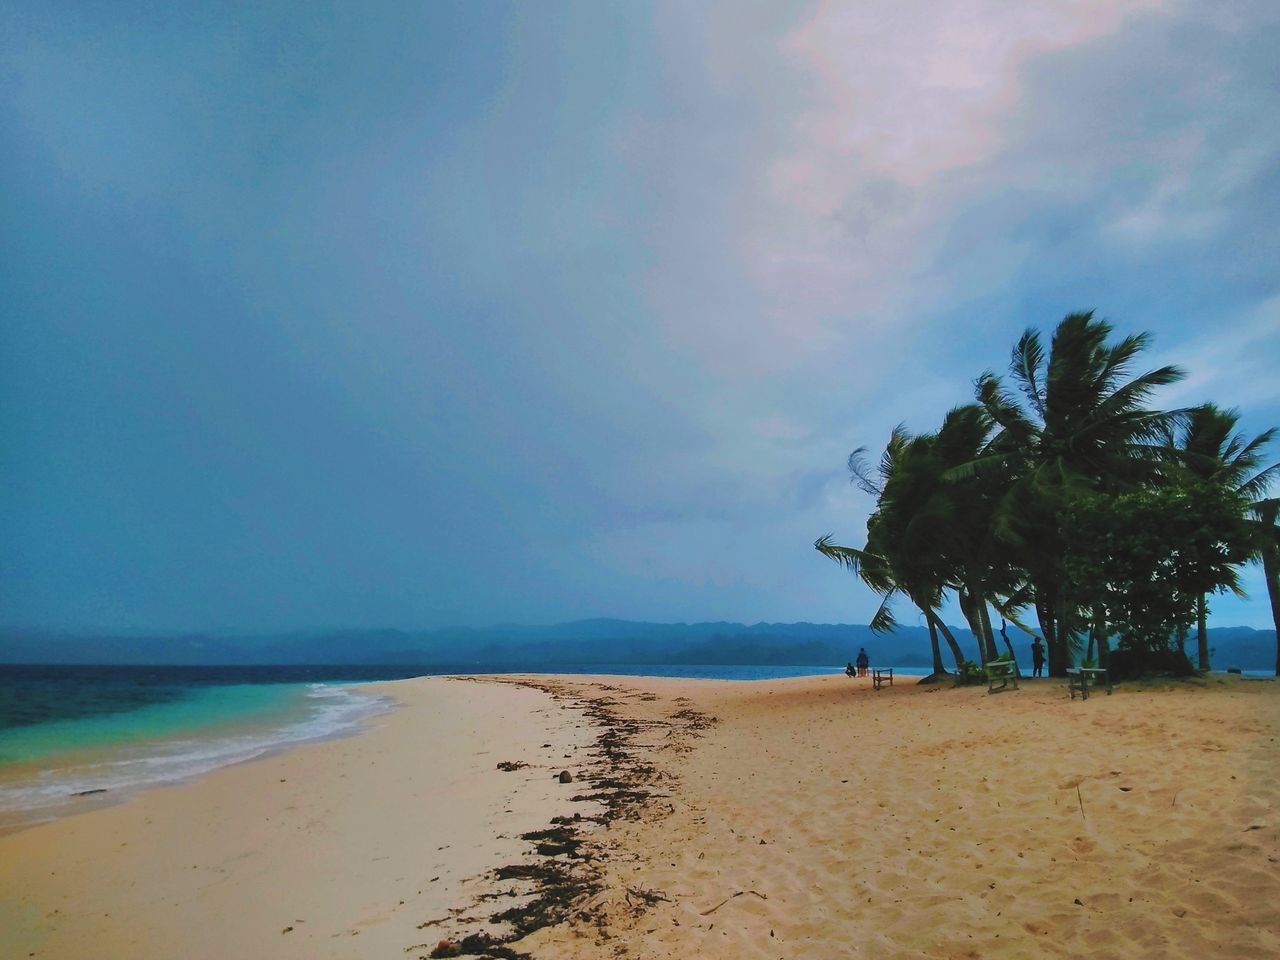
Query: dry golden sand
523 674 1280 960
1 673 1276 960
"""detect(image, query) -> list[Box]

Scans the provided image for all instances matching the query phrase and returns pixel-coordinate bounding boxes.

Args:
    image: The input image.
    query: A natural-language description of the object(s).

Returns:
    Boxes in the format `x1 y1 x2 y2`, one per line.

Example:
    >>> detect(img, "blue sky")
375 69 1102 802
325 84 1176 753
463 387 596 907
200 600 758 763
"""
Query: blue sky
3 1 1278 633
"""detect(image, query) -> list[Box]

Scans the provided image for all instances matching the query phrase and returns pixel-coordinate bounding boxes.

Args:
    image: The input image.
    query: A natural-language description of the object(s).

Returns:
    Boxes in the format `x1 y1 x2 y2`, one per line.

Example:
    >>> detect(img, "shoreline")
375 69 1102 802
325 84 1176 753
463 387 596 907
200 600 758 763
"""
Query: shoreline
0 676 606 959
2 672 1276 959
0 681 396 835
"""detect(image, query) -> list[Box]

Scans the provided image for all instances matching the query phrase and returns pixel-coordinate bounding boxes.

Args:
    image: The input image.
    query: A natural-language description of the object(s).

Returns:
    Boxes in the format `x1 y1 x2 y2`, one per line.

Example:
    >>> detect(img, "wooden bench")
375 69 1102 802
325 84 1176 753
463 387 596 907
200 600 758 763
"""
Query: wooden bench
985 659 1019 694
872 668 893 690
1068 667 1112 700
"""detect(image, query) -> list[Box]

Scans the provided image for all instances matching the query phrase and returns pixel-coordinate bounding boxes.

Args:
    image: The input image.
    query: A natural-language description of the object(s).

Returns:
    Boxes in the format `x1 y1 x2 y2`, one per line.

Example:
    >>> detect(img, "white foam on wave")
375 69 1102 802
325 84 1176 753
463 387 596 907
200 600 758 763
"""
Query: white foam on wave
0 684 395 814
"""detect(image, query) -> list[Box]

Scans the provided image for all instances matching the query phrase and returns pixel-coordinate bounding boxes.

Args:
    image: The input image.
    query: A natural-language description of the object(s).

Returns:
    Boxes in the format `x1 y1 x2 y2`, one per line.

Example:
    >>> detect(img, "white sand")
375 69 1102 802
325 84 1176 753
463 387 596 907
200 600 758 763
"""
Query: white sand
0 676 598 959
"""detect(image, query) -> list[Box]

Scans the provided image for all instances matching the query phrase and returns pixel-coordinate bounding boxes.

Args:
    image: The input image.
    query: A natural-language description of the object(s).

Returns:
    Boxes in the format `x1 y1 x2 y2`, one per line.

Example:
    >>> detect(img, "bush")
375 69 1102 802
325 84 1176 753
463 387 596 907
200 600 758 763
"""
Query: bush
1108 645 1195 681
955 660 986 685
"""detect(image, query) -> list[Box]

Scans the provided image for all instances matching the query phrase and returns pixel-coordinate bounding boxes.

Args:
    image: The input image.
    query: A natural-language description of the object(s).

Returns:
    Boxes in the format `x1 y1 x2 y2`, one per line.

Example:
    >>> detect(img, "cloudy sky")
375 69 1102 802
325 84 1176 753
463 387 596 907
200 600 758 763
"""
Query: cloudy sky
3 1 1278 633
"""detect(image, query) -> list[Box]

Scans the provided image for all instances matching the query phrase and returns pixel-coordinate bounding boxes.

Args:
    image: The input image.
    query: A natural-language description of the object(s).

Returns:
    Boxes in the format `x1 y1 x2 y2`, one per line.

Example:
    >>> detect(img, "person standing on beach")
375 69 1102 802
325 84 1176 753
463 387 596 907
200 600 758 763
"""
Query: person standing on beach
855 648 870 677
1031 638 1046 677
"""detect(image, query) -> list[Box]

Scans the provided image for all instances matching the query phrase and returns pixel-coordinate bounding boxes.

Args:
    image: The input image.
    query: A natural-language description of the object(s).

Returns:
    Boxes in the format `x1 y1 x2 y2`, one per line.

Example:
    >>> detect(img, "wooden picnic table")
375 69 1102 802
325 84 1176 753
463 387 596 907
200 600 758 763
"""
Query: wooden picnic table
1067 667 1113 700
985 659 1019 694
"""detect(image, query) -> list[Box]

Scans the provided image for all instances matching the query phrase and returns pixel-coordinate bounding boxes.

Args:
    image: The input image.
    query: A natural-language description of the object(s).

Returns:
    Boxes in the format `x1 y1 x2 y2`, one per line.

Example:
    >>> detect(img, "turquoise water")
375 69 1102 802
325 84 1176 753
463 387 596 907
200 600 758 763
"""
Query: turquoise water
0 683 308 765
0 674 395 823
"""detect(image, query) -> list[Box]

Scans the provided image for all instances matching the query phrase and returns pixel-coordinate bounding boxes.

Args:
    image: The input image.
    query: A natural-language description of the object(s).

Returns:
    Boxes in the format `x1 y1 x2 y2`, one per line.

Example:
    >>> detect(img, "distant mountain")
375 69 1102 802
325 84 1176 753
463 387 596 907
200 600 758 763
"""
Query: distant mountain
1 621 1274 671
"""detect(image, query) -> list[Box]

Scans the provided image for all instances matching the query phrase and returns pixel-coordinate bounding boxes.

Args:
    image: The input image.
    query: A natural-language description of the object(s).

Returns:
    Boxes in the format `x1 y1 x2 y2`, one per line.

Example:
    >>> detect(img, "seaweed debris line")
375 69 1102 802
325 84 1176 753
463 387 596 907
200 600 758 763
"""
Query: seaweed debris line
412 677 715 960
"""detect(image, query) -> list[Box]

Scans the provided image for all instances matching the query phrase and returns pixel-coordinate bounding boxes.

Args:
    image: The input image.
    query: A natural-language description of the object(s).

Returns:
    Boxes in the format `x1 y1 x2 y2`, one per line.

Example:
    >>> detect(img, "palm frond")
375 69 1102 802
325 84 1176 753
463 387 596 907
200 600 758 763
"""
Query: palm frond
869 592 899 633
991 597 1041 638
1091 366 1187 427
848 446 883 497
1093 331 1151 396
814 535 867 573
1010 329 1047 420
941 452 1009 483
1238 462 1280 502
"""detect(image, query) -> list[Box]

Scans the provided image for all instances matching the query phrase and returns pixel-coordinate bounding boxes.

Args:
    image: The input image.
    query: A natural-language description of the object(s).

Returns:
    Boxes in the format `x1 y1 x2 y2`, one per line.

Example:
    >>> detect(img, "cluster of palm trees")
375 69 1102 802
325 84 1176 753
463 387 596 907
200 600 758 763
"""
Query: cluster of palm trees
817 312 1280 678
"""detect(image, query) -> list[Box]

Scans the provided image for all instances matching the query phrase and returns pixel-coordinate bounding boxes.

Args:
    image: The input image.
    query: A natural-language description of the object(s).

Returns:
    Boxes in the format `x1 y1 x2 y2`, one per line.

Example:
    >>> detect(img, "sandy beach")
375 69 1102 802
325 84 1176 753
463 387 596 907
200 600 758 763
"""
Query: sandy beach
2 672 1277 959
0 677 601 959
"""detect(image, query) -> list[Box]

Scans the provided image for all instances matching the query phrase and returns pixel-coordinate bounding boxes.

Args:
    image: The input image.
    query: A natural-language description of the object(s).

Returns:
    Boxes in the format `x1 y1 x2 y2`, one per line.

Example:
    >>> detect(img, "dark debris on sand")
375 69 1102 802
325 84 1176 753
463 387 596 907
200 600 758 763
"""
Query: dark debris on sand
417 678 716 959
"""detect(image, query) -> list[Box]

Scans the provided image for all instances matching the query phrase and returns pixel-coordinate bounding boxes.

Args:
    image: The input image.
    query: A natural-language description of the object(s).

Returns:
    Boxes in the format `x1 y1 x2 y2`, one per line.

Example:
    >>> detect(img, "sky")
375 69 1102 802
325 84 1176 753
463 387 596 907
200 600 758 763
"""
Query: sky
3 0 1279 634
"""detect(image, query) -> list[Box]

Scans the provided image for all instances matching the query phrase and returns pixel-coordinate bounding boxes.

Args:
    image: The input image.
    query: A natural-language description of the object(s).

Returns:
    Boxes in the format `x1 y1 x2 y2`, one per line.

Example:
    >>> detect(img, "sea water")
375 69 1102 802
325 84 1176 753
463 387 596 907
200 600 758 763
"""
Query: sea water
0 665 410 826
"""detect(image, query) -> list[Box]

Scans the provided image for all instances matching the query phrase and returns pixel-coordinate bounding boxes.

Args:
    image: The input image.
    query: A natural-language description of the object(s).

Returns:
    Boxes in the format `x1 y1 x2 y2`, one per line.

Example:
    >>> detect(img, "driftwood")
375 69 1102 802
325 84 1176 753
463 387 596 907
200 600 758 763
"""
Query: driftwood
699 890 768 916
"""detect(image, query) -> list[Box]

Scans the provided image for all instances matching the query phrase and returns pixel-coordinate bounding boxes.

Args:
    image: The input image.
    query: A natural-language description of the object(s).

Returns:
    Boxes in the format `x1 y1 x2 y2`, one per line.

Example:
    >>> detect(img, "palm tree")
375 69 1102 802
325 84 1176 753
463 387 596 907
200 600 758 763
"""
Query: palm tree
1168 405 1279 670
968 312 1185 675
928 404 1019 665
815 534 962 676
816 426 968 676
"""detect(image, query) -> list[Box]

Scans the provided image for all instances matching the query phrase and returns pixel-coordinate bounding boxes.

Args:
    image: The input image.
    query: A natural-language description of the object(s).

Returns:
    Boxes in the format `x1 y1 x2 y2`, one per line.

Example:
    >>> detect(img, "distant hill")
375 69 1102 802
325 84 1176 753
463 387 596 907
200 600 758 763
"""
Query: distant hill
1 620 1274 671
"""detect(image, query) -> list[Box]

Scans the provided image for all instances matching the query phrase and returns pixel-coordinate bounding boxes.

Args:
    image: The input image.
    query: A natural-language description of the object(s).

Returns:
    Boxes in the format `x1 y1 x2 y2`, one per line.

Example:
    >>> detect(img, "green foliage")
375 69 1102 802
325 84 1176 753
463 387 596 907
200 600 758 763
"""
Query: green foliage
1063 482 1252 669
818 311 1280 680
954 660 986 685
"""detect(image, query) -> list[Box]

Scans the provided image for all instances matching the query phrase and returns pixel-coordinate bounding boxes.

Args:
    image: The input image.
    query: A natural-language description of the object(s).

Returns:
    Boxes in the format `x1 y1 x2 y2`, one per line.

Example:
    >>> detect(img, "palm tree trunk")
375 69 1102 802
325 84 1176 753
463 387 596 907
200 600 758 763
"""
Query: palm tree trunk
926 615 946 675
997 619 1022 677
928 611 966 670
1262 542 1280 676
964 582 998 662
957 588 983 663
1051 594 1072 677
1196 593 1210 671
1088 603 1107 666
1036 594 1059 673
977 599 998 663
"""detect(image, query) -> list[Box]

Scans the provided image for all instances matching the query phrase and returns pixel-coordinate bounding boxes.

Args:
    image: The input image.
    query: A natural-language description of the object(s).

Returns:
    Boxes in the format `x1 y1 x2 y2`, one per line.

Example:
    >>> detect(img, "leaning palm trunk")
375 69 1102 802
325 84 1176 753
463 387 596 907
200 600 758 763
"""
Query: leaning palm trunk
1051 593 1073 677
926 616 946 675
1263 542 1280 676
1196 594 1210 671
1251 502 1280 676
1035 594 1059 674
997 619 1022 677
1088 603 1106 666
961 584 999 662
978 599 999 663
927 610 966 670
1087 603 1113 670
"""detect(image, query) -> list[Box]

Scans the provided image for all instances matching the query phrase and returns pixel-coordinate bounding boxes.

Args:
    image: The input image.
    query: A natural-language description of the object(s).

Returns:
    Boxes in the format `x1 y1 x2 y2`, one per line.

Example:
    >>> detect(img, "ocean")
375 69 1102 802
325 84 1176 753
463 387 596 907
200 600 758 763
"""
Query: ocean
0 662 891 829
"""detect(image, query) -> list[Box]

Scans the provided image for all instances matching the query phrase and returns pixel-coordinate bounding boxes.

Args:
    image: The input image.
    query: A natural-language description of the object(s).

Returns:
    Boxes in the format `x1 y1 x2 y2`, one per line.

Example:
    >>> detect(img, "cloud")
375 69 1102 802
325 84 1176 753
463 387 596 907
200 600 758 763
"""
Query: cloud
731 0 1166 345
4 1 1278 631
1156 295 1280 411
612 0 1280 627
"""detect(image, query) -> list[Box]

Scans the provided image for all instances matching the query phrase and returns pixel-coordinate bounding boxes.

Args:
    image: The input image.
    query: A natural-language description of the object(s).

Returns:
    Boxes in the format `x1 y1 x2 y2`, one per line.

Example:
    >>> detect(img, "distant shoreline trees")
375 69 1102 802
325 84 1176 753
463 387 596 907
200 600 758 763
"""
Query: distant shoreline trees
818 312 1280 679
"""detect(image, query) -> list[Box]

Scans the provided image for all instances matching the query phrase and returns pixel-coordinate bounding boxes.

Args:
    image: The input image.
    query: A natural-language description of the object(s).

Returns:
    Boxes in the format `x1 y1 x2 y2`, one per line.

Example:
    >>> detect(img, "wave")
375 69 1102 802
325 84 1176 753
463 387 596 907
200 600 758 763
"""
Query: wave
0 684 394 816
